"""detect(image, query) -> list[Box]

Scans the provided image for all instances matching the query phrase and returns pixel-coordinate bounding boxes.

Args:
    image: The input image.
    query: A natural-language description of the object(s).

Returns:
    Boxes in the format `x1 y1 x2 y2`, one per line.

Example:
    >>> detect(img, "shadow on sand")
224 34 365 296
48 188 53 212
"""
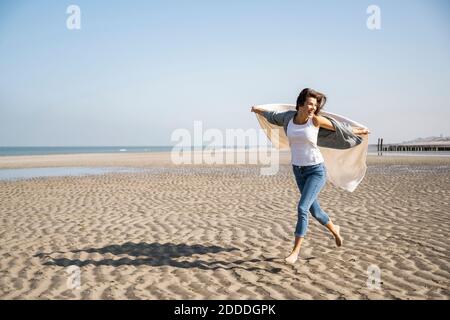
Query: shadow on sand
34 242 282 273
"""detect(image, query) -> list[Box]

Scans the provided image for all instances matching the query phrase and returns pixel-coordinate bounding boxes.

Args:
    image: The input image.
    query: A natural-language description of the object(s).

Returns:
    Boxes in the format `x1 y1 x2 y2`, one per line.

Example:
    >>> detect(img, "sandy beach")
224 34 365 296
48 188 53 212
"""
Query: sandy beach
0 152 449 299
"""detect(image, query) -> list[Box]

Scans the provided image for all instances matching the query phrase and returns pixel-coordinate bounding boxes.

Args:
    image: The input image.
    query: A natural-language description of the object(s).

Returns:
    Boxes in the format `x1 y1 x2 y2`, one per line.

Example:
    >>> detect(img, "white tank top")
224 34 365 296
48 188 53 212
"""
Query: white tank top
287 117 324 166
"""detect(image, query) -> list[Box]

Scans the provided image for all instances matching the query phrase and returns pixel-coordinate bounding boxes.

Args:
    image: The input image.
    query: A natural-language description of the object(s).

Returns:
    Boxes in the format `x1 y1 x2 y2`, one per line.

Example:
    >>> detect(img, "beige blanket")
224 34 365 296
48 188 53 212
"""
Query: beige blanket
255 104 369 192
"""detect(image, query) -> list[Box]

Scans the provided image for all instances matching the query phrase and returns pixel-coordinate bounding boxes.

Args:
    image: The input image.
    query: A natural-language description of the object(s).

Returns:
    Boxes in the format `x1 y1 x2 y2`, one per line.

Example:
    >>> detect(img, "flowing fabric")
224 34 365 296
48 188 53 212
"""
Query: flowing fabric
255 104 369 192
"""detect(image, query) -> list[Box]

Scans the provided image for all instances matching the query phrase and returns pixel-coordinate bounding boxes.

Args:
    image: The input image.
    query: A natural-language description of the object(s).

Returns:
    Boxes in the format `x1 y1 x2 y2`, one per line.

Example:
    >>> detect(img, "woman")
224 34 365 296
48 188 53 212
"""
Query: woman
251 88 369 264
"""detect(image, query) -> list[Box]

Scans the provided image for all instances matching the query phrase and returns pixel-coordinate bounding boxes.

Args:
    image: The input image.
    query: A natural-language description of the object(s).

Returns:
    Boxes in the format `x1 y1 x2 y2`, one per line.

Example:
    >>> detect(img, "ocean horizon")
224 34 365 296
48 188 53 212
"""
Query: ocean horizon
0 145 270 157
0 144 450 157
0 146 175 156
1 145 450 157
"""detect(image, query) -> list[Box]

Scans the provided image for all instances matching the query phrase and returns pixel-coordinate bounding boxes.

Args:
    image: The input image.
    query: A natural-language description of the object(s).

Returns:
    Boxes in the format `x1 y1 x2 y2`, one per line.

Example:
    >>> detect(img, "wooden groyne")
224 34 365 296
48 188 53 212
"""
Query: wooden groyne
377 138 450 154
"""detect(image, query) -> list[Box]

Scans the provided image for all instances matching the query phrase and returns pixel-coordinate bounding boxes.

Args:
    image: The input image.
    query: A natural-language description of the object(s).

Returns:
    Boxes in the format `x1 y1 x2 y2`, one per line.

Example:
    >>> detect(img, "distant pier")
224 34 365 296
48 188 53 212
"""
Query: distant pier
377 138 450 154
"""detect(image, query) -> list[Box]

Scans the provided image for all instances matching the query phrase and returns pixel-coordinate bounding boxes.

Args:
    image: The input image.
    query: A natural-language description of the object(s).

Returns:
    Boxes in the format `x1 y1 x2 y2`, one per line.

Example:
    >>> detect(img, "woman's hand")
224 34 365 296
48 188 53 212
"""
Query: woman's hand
353 127 370 135
251 106 265 115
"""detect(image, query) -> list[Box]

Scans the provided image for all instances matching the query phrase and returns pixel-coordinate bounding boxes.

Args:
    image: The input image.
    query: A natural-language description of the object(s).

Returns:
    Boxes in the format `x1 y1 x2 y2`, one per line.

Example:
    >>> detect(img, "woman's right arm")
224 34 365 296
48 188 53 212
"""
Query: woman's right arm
251 106 284 126
250 106 266 115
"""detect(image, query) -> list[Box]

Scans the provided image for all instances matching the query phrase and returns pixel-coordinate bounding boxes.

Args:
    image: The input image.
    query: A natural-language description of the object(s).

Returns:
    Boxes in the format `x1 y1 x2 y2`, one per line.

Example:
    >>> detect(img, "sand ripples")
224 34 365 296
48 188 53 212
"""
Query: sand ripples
0 159 449 299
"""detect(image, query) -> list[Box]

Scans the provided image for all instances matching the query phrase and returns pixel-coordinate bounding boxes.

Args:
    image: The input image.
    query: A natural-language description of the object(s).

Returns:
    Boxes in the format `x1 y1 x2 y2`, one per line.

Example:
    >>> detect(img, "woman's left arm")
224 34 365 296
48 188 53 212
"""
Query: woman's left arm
352 127 370 135
313 115 335 131
314 115 370 135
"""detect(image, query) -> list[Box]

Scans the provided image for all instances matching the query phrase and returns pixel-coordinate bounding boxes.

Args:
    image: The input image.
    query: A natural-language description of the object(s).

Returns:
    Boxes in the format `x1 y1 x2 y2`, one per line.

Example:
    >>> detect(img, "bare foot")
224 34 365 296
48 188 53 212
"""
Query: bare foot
334 225 343 247
284 252 299 264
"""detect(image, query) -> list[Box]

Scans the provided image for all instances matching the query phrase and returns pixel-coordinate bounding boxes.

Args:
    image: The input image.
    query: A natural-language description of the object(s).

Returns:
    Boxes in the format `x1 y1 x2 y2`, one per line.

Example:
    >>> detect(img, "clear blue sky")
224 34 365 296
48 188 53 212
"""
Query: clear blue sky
1 0 449 146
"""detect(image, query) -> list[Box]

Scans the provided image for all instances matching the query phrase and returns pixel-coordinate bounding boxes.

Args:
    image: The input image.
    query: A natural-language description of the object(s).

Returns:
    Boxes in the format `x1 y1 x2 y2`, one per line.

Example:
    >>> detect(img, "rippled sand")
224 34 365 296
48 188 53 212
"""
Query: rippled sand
0 152 449 299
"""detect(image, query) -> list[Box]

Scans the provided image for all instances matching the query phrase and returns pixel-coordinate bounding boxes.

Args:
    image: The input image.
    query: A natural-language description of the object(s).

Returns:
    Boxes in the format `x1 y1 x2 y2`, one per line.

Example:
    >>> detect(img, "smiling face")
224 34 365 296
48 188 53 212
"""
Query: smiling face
300 97 318 118
296 88 327 116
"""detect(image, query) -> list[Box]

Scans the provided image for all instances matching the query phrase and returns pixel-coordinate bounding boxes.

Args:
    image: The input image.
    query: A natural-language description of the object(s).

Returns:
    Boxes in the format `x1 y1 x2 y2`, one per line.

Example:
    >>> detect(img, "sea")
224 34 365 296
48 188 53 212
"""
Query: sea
0 146 174 156
0 145 449 157
0 145 448 181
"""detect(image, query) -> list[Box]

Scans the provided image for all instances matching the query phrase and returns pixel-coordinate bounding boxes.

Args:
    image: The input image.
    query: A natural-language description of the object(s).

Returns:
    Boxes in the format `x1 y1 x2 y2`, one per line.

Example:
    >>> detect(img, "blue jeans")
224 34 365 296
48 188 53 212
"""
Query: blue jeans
292 162 330 237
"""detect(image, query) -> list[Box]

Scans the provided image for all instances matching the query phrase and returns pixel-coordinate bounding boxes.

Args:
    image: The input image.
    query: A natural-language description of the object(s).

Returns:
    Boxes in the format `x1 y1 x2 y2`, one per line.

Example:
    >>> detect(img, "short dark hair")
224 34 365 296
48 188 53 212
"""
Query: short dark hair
296 88 327 114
